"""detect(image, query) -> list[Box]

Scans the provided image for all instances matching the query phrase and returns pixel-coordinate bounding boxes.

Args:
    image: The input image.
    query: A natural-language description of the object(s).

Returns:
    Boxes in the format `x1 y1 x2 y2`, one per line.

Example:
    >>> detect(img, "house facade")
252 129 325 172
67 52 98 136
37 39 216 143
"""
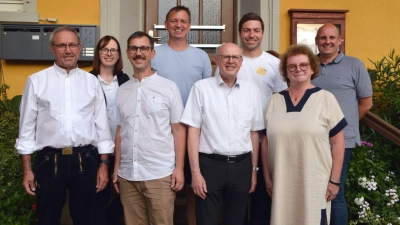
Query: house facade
1 0 399 97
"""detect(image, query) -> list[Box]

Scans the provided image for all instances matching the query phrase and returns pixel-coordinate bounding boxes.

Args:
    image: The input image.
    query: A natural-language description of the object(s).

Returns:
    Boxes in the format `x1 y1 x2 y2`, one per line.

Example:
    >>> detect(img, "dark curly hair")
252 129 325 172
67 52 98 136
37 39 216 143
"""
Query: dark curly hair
279 44 320 83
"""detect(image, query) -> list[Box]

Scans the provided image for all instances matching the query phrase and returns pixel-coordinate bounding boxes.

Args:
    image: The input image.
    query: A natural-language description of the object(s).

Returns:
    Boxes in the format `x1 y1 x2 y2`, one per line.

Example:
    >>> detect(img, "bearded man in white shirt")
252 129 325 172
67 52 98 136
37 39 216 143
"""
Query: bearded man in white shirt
16 26 114 225
113 31 186 225
181 43 264 225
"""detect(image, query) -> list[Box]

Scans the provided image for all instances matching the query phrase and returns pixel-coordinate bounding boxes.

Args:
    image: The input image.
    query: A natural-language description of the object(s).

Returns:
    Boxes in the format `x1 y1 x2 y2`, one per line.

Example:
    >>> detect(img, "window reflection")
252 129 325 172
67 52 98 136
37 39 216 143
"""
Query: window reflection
297 23 323 54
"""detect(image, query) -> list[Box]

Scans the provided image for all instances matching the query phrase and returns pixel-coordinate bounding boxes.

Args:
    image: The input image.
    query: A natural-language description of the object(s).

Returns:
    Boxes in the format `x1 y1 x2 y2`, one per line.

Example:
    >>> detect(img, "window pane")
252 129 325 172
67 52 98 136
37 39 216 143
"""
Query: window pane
297 23 323 54
158 0 177 44
202 0 221 53
182 0 199 44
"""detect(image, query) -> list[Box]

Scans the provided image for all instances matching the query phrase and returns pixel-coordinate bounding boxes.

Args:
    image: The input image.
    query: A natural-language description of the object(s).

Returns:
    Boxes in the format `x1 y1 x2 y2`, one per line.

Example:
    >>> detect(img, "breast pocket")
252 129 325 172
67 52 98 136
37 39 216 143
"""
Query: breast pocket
146 96 161 113
236 107 253 128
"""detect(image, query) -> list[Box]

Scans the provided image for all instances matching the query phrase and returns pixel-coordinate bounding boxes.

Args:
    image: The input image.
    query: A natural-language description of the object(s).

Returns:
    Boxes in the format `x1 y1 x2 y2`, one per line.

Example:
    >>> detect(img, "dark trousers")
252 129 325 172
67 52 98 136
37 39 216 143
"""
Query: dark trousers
248 156 272 225
330 148 353 225
34 147 98 225
95 155 124 225
196 154 252 225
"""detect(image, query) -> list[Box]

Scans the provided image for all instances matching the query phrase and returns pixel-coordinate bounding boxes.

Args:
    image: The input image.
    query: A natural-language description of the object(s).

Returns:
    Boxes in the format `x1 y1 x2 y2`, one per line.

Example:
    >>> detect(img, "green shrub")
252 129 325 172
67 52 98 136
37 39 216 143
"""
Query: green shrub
0 84 36 224
347 141 400 224
347 50 400 224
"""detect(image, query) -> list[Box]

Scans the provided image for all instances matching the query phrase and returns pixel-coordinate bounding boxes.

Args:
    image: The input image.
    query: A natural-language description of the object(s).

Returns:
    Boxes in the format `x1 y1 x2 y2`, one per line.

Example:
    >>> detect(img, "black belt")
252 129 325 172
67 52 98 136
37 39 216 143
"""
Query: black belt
199 152 251 163
42 145 96 155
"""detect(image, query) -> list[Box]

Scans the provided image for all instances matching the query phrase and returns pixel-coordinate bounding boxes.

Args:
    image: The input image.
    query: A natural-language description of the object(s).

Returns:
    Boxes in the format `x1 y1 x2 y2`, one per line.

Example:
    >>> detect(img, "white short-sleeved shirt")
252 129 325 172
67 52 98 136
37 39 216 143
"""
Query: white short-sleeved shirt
116 73 184 181
180 75 264 156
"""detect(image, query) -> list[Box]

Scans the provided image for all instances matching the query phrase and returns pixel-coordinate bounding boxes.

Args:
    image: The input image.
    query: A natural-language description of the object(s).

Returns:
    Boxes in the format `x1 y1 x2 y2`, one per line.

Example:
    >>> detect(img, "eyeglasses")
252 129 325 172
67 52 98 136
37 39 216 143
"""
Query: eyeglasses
128 46 151 54
53 43 80 50
100 48 119 55
218 55 242 62
287 63 310 72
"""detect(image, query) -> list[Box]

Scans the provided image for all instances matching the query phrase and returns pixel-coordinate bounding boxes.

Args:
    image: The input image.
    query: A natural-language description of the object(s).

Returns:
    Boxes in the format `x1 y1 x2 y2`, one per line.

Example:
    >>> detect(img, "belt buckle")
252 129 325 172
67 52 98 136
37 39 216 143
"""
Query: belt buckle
227 155 236 163
62 147 73 155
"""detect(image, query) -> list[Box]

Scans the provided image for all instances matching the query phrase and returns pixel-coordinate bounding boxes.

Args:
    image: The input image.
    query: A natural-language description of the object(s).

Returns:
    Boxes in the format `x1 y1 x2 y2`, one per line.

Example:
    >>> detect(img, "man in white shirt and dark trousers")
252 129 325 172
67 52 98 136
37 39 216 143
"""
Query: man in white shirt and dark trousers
113 31 186 225
16 26 114 225
181 43 264 225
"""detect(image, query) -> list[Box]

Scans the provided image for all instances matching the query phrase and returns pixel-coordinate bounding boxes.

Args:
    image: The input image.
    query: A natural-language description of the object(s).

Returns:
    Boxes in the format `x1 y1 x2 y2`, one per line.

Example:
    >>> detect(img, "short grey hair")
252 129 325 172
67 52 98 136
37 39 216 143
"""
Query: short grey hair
49 26 81 45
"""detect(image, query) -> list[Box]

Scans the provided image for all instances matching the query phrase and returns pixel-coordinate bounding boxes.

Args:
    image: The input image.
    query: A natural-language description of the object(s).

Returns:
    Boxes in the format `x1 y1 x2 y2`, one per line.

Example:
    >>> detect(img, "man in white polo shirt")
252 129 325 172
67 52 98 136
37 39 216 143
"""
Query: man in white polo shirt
181 43 264 225
113 31 186 225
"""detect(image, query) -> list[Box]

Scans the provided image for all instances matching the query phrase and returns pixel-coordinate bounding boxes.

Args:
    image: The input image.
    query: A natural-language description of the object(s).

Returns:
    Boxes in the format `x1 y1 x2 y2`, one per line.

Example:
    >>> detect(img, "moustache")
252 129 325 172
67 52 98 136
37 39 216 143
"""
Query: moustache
133 55 146 60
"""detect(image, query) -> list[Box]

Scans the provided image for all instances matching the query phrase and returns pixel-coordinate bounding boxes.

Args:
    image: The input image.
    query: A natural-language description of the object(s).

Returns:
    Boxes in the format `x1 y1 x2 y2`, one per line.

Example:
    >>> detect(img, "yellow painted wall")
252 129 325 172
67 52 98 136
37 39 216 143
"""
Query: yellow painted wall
280 0 400 69
1 0 100 97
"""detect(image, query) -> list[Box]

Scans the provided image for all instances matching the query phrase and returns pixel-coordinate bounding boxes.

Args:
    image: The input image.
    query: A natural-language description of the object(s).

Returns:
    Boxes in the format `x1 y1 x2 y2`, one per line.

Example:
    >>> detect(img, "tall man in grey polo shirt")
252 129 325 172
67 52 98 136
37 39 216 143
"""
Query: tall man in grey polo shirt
311 23 373 225
181 43 264 225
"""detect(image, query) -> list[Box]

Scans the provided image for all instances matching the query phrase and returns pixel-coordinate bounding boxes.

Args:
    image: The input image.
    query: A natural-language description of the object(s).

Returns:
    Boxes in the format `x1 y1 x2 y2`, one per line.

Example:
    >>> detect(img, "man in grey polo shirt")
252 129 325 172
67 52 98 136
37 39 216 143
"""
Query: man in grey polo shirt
311 23 373 225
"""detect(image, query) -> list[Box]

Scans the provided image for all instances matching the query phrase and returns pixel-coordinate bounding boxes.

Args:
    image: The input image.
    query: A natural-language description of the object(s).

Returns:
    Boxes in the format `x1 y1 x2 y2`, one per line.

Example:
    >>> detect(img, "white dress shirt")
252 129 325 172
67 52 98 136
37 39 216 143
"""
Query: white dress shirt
15 64 114 154
180 75 264 155
98 75 118 142
116 73 184 181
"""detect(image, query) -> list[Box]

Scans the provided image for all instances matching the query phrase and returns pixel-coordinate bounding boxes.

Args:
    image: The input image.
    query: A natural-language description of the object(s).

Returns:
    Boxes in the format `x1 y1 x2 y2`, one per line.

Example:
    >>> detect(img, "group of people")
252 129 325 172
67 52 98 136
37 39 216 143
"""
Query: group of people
15 4 373 225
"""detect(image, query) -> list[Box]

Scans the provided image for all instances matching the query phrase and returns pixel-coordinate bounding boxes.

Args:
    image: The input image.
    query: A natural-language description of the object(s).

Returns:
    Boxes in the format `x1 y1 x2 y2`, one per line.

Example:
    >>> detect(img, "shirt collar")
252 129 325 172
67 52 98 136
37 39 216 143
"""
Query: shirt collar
318 51 344 65
133 72 157 84
53 62 78 74
97 75 117 84
332 51 345 64
215 72 240 88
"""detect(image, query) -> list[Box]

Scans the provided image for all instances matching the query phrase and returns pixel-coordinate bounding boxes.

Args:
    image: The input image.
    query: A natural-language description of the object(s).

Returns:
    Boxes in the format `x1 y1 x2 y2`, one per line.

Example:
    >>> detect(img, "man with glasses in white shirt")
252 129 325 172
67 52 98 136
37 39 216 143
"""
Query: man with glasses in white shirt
181 43 264 225
16 26 114 225
113 31 186 225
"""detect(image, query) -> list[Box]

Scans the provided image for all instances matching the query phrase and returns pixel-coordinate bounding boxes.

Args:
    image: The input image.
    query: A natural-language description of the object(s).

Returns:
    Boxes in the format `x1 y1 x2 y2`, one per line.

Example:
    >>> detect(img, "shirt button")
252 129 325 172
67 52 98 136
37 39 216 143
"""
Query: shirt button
138 100 140 102
135 130 137 132
136 115 139 117
134 144 136 147
134 159 136 162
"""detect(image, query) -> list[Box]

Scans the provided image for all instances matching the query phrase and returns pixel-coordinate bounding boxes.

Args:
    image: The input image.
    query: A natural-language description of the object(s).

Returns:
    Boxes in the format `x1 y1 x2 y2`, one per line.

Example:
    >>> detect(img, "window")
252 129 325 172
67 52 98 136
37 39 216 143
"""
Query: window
289 9 348 54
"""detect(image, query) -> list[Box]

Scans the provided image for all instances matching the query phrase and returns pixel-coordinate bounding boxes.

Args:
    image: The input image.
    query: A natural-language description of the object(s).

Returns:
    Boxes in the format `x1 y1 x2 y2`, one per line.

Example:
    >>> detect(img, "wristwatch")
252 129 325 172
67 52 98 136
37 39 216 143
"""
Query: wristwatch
99 159 110 165
252 167 259 172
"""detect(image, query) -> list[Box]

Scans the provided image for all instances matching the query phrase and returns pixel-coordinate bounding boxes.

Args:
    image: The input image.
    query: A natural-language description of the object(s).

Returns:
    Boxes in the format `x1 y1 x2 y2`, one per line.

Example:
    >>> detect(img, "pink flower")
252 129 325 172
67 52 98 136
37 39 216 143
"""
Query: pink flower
361 141 373 147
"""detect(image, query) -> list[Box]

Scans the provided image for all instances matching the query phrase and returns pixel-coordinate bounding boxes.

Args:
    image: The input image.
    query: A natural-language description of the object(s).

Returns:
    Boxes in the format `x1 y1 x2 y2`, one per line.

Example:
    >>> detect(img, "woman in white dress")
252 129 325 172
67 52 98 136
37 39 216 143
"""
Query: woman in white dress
262 44 346 225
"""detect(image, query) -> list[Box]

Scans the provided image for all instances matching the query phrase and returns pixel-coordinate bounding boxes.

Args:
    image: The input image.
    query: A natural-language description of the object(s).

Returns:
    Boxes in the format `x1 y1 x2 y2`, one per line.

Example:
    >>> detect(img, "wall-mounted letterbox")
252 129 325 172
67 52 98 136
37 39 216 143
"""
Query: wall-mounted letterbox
0 24 99 61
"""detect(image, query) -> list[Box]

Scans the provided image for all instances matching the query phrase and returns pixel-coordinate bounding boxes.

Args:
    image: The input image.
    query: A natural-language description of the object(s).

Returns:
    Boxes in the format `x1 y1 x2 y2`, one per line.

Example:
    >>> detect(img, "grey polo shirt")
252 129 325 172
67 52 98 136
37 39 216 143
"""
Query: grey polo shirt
311 52 373 148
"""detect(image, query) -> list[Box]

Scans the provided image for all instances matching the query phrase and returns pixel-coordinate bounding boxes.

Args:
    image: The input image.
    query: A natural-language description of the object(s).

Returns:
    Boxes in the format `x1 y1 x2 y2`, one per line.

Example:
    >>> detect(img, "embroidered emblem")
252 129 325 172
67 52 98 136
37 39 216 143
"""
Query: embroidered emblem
257 67 267 76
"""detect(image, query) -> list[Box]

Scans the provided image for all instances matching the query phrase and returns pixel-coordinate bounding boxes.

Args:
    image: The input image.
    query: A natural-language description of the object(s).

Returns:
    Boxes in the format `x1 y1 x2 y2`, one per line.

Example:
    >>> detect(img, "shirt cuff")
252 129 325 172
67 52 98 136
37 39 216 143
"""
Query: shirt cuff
15 138 35 155
96 140 115 154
